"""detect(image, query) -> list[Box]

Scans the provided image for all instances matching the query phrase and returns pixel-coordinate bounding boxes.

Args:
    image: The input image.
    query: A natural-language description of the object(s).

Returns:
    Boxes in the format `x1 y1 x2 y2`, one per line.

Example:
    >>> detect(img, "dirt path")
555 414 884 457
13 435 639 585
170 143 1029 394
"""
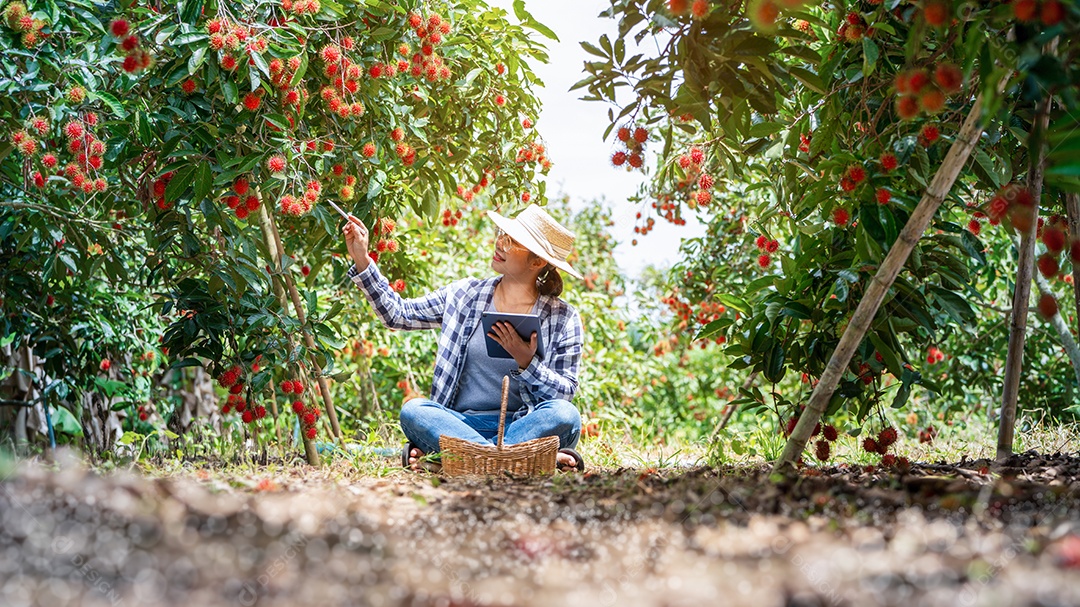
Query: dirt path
2 451 1079 607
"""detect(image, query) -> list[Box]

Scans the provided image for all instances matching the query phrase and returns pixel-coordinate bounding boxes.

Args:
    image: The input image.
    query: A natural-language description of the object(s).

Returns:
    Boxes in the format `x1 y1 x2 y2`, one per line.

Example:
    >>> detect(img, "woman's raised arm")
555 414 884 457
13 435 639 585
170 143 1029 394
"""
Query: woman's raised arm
347 262 463 330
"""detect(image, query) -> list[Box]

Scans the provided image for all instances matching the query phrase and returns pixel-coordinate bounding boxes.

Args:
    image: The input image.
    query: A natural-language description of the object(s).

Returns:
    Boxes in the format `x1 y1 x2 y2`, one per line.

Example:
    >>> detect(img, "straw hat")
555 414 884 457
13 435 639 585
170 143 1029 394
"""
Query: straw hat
487 204 583 279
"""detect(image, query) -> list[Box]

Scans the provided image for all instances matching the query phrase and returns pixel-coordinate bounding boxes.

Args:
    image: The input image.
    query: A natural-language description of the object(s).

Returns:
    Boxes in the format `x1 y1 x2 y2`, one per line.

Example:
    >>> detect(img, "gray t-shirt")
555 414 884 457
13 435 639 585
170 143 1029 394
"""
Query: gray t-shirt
451 300 537 414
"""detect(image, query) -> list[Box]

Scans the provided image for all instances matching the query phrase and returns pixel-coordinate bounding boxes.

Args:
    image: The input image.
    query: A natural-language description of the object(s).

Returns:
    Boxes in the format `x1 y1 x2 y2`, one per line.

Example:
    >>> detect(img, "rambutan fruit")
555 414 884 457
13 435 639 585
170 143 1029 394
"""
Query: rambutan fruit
919 89 946 113
832 207 850 226
1037 293 1058 319
880 153 898 171
267 155 286 173
243 92 261 111
748 0 780 31
110 19 129 37
1042 225 1065 252
896 95 920 120
1037 254 1060 278
823 424 839 442
668 0 690 15
934 63 963 94
1013 0 1038 21
878 427 898 447
814 439 831 462
920 124 940 145
1041 0 1065 25
923 0 949 26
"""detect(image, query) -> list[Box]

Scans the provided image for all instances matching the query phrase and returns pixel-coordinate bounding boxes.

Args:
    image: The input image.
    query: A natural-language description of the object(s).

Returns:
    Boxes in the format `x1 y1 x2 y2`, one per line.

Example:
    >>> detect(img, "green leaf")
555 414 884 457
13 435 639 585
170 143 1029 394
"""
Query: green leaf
748 121 784 138
170 357 203 369
251 52 270 78
697 317 733 341
891 382 912 409
832 278 849 302
368 170 386 199
930 286 975 325
51 406 83 437
165 165 196 202
263 113 290 130
221 79 238 105
192 162 213 204
523 18 559 42
716 293 752 315
764 344 786 383
580 41 607 58
188 46 208 74
173 32 208 46
868 332 903 378
862 38 879 76
788 66 826 94
90 91 127 118
118 431 143 446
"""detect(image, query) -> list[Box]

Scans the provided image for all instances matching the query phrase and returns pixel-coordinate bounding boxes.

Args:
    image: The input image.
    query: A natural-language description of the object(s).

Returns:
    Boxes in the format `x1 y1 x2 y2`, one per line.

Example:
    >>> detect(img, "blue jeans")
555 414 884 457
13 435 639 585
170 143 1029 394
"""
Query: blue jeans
399 398 581 456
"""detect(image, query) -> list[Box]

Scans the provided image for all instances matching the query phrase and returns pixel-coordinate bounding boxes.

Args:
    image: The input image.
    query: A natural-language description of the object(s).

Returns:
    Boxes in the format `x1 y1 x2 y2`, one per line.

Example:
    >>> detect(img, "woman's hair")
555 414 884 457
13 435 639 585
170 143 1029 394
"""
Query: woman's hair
534 260 563 297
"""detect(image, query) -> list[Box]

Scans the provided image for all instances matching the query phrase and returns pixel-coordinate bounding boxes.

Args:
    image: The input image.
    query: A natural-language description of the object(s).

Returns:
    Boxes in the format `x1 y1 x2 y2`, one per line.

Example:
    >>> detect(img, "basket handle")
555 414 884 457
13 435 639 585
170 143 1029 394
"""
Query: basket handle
496 375 509 450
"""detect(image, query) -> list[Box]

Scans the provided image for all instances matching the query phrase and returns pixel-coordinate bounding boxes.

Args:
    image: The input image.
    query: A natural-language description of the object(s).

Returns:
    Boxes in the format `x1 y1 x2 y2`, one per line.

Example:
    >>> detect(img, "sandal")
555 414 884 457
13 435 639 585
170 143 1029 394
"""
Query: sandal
400 441 442 473
557 448 585 472
400 440 415 468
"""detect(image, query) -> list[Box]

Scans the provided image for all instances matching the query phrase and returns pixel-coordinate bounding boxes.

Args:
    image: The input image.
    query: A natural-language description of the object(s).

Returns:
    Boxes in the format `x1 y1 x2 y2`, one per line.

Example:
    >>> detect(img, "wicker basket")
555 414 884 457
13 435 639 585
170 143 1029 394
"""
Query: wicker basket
439 376 559 476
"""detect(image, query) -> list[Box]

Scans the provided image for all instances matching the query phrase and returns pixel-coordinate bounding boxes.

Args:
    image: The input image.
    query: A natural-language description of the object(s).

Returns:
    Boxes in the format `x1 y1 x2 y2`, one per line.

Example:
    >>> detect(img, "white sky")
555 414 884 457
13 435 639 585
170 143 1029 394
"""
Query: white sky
491 0 707 279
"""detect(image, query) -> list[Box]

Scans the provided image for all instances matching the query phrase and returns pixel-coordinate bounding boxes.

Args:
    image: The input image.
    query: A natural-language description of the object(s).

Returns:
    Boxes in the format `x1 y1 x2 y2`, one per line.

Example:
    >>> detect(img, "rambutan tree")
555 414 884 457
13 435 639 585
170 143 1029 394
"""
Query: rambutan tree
576 0 1080 468
1 0 555 463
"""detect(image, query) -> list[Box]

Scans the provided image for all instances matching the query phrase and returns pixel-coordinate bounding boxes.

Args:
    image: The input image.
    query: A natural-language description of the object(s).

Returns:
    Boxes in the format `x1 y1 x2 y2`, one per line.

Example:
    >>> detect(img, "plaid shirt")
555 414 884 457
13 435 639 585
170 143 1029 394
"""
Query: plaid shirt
347 262 584 409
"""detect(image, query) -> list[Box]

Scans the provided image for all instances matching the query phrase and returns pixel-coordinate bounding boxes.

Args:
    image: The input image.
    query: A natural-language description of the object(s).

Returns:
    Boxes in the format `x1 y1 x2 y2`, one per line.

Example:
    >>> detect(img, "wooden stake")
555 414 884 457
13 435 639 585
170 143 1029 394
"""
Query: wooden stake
997 69 1054 460
265 210 345 442
774 95 992 472
257 202 320 466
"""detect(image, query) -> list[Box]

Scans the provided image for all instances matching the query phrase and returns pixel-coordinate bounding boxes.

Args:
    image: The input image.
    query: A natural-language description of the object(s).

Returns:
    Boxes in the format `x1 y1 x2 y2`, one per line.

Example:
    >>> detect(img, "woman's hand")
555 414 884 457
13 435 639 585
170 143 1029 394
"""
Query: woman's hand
342 219 370 272
488 322 537 370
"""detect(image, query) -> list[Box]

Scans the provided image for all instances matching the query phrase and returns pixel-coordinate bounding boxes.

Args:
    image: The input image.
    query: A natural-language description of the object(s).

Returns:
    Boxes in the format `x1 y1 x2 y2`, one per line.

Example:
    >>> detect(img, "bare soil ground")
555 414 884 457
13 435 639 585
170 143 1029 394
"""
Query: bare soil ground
2 450 1080 607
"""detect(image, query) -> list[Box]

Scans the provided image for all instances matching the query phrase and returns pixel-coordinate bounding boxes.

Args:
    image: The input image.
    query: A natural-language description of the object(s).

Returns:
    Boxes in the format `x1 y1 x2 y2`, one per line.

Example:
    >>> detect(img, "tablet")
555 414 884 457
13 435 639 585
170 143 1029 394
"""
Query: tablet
481 311 544 360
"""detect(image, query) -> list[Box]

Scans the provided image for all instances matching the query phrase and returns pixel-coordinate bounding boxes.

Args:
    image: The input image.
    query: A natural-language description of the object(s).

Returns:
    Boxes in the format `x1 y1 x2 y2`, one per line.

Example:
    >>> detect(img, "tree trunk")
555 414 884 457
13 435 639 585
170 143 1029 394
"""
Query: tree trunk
265 211 345 443
773 94 993 472
1066 193 1080 327
257 203 319 466
996 57 1054 461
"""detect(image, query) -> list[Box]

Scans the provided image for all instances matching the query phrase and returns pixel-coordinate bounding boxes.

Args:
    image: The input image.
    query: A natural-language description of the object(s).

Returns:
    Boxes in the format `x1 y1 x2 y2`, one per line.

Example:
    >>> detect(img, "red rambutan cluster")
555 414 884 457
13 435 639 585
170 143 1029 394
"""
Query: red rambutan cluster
218 365 243 388
109 19 153 74
281 0 322 15
836 11 868 44
514 141 550 173
611 124 648 173
895 63 962 120
441 208 463 227
862 426 908 471
292 393 320 440
2 2 46 47
752 234 780 268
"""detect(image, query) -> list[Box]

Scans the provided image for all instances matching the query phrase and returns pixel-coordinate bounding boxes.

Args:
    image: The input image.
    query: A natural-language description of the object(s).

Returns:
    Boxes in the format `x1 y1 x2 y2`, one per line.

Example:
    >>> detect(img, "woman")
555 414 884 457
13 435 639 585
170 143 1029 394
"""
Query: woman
341 204 586 472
